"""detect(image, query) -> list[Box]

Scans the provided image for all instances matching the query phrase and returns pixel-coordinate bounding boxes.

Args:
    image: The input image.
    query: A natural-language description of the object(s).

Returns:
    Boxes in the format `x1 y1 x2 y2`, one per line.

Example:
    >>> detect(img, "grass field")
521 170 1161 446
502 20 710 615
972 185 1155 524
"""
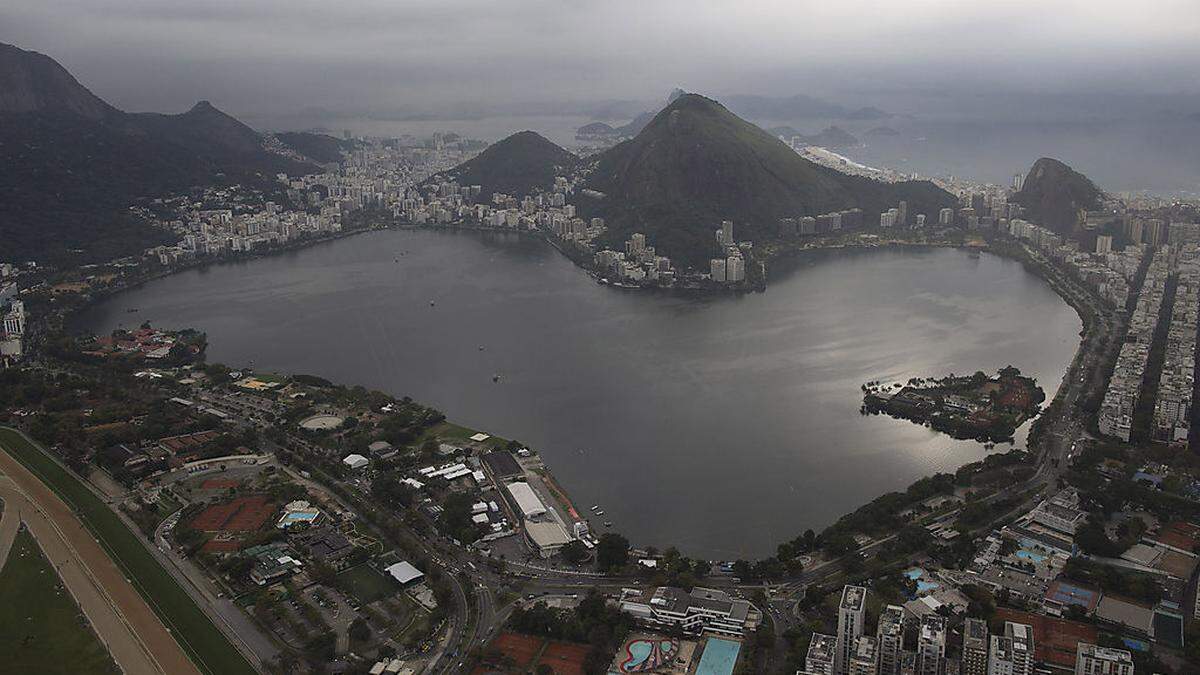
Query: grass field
0 427 256 675
425 421 511 449
337 563 396 604
0 528 121 675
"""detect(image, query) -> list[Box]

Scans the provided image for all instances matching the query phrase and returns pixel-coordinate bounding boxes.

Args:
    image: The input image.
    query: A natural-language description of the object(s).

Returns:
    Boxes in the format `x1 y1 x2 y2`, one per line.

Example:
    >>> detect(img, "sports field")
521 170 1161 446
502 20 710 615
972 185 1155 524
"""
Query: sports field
337 563 397 604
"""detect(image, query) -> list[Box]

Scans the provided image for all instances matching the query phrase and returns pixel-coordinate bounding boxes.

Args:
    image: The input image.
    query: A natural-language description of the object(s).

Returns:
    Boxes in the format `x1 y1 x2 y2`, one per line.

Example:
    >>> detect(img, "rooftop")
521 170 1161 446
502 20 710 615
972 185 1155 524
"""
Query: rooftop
806 633 836 665
840 585 866 612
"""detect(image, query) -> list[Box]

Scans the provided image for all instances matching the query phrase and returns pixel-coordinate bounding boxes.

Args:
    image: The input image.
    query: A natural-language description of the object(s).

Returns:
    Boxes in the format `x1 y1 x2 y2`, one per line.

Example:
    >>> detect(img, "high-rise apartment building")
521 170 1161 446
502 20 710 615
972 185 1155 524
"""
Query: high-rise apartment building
807 633 838 675
961 618 988 675
988 622 1034 675
849 636 878 675
917 615 946 675
876 605 905 675
836 586 867 674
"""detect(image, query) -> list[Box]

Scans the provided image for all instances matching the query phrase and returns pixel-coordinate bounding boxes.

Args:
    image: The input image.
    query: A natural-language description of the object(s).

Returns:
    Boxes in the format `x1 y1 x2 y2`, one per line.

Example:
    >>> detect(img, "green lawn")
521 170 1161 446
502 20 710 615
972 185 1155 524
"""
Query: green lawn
0 427 256 675
425 421 511 449
0 528 120 675
337 563 396 604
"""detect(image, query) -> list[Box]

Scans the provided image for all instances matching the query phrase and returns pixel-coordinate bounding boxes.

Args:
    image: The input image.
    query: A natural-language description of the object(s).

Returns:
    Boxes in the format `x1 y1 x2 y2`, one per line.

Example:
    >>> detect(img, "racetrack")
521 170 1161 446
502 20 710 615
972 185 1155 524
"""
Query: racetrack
0 428 220 674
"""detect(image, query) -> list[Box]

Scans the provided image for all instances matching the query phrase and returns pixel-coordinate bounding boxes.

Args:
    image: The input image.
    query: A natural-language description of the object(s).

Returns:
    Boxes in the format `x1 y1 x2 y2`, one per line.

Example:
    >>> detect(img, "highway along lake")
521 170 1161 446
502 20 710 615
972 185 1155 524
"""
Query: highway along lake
76 230 1082 559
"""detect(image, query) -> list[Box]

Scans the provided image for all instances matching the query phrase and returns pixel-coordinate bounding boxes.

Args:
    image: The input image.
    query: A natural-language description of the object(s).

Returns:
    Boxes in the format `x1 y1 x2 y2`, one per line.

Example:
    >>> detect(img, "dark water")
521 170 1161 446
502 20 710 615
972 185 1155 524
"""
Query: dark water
76 230 1081 558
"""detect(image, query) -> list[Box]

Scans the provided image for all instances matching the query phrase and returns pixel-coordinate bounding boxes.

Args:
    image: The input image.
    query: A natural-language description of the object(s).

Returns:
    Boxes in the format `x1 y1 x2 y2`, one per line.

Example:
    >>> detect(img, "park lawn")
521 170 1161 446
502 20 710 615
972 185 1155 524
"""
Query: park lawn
0 427 256 675
424 421 512 450
0 528 120 675
426 421 478 440
337 563 397 604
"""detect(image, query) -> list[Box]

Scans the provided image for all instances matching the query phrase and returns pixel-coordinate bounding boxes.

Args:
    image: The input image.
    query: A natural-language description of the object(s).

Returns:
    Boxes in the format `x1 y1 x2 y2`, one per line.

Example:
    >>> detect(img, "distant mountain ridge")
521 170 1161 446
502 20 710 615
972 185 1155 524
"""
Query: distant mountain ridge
0 42 317 264
275 131 354 164
581 94 954 267
1014 157 1104 235
431 130 577 199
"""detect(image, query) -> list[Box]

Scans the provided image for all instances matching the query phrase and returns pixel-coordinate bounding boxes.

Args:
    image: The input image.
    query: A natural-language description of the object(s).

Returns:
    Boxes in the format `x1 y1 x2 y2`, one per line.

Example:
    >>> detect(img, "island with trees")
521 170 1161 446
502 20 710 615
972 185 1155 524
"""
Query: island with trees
862 366 1045 443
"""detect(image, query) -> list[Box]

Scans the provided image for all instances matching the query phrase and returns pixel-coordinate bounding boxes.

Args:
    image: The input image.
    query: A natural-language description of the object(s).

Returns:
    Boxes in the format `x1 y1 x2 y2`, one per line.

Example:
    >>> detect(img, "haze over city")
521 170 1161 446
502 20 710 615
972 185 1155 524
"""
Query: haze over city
3 2 1200 675
6 1 1200 121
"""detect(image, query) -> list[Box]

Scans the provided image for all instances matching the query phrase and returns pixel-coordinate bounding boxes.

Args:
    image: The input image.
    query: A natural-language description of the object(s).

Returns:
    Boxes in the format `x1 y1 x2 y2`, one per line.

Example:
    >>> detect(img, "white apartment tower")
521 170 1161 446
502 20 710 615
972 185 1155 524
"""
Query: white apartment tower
2 300 24 336
836 586 867 674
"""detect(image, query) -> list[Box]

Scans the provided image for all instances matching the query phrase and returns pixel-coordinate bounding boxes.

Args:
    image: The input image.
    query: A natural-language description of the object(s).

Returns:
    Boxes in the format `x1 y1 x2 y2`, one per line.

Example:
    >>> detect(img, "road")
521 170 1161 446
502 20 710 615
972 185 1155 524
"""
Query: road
0 442 201 675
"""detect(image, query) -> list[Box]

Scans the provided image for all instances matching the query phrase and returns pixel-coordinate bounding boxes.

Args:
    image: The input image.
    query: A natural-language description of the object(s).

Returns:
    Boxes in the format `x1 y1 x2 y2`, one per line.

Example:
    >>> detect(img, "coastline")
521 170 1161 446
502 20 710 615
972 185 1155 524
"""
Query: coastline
59 225 1105 561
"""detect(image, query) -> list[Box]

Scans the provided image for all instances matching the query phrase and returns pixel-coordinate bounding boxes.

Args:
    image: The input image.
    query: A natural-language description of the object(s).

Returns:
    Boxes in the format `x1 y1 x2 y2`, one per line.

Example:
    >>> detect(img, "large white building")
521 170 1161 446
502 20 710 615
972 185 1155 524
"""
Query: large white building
618 586 755 637
504 481 547 518
837 586 867 674
1075 643 1133 675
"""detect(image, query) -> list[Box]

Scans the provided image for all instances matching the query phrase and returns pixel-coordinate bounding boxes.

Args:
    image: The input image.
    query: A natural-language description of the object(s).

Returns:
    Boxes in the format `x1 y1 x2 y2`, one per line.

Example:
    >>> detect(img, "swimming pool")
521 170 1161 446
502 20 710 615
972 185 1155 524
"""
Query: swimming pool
916 580 940 593
618 638 677 672
903 567 926 580
1016 549 1047 563
695 638 741 675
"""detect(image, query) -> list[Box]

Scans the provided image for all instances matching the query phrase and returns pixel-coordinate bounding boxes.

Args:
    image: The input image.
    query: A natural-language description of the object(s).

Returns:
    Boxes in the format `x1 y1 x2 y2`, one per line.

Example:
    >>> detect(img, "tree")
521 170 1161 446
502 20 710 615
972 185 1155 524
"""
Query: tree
595 533 630 571
349 617 371 642
561 540 590 564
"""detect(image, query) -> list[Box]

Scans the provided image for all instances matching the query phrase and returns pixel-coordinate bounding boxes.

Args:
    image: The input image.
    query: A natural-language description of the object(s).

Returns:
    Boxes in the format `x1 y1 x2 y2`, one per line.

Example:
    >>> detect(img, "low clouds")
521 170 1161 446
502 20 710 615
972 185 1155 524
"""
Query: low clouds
4 0 1199 126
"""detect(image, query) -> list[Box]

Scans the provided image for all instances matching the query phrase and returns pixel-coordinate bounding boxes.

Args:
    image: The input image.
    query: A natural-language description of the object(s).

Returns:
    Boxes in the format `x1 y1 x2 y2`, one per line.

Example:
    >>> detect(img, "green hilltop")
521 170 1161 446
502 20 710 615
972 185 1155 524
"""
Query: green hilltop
432 130 578 200
579 94 956 268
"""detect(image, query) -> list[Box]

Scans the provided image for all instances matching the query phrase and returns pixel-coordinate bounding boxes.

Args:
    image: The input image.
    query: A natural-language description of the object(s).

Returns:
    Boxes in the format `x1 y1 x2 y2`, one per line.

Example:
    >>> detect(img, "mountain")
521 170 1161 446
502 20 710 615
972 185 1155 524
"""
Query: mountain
433 131 577 199
767 125 859 149
275 131 354 164
581 94 954 267
0 42 317 264
864 126 900 137
1013 157 1104 235
576 122 615 138
576 111 655 141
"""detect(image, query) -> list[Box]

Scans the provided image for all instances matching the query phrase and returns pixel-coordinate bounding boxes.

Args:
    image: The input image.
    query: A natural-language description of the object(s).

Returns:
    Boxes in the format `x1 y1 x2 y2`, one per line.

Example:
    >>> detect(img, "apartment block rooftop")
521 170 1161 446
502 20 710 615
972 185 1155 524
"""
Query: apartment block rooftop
840 585 867 612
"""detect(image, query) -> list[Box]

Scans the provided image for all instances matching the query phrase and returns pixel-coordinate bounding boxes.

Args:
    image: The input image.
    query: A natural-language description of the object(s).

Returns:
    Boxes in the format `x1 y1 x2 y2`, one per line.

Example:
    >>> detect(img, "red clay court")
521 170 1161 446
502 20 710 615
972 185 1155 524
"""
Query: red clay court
537 641 589 675
472 632 542 674
191 495 275 533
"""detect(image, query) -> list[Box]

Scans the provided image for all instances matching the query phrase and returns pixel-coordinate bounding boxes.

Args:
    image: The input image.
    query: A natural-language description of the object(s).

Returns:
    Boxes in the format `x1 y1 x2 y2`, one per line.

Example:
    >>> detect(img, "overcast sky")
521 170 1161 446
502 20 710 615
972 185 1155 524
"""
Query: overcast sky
5 0 1200 124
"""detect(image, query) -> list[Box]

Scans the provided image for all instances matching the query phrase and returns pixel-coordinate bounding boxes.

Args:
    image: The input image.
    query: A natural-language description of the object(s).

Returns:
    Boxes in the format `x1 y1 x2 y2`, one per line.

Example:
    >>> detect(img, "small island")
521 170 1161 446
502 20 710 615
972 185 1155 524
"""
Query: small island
861 366 1045 442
